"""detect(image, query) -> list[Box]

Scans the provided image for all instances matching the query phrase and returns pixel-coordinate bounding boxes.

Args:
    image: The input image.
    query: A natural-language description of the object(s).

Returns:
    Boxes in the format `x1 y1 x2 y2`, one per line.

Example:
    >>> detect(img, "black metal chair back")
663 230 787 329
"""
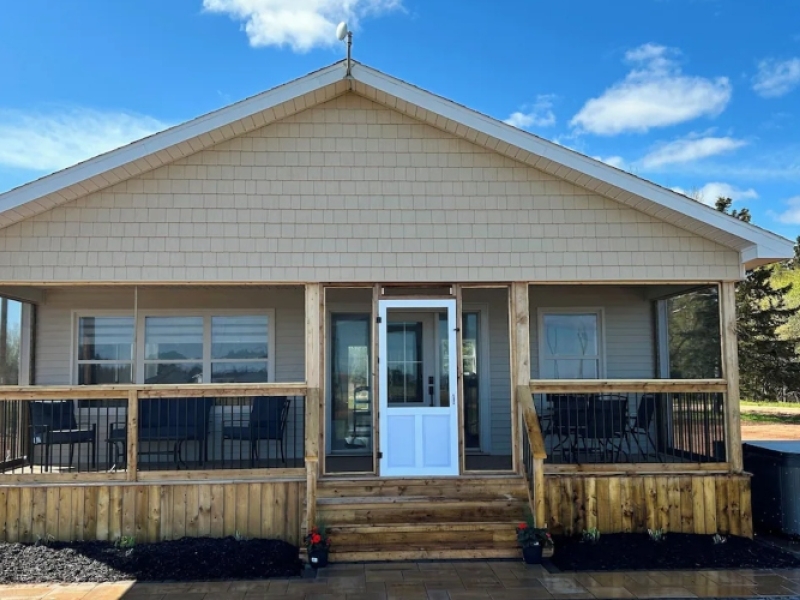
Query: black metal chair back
250 396 290 440
29 401 77 432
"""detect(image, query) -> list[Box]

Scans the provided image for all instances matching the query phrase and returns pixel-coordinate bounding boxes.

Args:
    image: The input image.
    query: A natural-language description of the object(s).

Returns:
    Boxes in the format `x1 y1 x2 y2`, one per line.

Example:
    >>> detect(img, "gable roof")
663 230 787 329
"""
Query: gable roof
0 60 791 269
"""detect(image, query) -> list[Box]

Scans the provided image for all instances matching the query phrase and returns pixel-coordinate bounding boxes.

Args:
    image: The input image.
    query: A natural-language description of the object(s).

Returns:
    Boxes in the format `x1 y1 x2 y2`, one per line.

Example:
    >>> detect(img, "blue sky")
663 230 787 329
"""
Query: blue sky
0 0 799 238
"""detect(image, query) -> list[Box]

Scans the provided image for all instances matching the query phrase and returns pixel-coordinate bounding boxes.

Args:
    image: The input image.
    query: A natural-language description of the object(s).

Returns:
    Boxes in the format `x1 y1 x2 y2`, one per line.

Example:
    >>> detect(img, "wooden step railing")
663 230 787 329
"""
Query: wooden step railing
517 385 547 527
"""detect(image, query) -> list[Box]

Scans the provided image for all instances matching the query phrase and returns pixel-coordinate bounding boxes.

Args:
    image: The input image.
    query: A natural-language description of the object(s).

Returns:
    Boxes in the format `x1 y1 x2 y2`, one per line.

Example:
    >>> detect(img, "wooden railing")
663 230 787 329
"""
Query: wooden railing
529 379 730 473
0 383 308 483
518 385 547 527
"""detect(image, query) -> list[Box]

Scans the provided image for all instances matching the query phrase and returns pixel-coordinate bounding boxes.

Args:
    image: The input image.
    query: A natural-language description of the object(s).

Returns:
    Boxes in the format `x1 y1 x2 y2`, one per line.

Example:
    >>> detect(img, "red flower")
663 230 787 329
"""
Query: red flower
311 533 322 545
518 523 527 529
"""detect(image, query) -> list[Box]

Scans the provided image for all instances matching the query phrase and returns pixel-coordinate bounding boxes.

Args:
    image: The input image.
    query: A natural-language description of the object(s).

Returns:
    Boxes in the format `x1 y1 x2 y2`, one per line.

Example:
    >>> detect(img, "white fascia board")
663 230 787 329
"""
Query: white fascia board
352 64 794 260
0 62 346 214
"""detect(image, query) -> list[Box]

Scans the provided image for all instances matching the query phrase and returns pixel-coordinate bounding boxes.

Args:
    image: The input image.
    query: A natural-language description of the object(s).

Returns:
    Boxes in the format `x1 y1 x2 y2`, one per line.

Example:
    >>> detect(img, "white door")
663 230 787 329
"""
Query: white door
378 299 459 477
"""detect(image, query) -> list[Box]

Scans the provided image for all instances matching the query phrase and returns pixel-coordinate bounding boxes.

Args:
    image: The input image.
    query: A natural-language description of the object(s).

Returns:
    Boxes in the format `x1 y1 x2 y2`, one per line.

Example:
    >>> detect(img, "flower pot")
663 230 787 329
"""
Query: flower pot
308 548 329 568
522 544 543 565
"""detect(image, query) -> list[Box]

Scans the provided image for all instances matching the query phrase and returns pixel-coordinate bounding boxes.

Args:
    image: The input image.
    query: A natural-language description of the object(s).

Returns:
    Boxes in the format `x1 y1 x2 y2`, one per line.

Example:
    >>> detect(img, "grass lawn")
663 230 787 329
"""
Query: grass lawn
740 411 800 424
741 400 800 408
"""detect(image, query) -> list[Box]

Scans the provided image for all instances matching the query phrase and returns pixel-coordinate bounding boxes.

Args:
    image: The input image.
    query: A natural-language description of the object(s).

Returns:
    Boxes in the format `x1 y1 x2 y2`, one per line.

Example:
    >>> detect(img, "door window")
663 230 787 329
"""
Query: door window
386 322 424 404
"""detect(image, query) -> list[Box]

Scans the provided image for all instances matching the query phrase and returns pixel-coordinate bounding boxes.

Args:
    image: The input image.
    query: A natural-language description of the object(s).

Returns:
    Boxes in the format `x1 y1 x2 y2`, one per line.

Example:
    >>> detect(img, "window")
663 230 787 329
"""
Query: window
540 311 603 379
76 316 134 384
75 312 273 385
143 316 204 384
210 316 269 383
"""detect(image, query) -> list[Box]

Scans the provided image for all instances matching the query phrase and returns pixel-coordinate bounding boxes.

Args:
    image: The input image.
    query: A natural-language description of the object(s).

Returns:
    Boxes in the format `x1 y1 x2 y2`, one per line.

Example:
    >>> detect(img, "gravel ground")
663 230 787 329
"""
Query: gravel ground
0 537 302 584
741 422 800 440
549 533 800 572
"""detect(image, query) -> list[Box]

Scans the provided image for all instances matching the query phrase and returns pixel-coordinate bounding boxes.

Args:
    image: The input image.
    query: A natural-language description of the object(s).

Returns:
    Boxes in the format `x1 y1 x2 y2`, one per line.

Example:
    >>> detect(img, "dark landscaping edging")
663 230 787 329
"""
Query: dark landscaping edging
0 537 303 584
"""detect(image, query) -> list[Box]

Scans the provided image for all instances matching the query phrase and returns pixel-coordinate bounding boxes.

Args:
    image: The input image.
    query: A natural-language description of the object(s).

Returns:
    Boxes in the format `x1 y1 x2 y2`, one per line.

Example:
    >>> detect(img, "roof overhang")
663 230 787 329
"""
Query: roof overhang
0 60 792 270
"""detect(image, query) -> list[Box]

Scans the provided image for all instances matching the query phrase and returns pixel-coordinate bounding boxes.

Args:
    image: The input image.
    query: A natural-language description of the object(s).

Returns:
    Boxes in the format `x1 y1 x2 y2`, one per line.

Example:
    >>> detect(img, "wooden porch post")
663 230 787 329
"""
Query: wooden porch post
719 281 743 473
305 284 322 530
510 283 531 473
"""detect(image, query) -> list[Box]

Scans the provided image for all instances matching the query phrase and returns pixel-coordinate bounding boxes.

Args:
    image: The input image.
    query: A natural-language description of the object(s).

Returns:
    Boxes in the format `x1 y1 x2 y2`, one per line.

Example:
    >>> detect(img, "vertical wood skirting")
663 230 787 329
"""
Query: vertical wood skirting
544 473 752 537
0 481 305 544
510 282 530 476
720 281 743 473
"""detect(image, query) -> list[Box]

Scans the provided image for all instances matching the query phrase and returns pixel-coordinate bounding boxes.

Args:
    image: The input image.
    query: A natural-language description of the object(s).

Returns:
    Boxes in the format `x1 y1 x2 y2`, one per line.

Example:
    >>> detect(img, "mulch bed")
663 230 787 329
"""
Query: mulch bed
548 533 800 572
0 537 303 583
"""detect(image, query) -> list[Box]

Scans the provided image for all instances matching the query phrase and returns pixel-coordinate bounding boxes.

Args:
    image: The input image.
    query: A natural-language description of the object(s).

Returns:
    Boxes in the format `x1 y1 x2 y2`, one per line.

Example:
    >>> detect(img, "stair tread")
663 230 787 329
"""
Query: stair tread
328 521 517 531
329 548 521 561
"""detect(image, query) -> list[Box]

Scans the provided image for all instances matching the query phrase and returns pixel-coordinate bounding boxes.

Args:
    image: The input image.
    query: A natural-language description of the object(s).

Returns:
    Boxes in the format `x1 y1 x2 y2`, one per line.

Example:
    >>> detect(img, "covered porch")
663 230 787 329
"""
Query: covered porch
0 280 750 553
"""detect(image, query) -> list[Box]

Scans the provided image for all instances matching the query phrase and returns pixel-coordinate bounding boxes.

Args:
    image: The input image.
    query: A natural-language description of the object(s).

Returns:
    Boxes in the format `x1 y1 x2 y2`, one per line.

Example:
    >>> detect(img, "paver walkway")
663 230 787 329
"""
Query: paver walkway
3 562 800 599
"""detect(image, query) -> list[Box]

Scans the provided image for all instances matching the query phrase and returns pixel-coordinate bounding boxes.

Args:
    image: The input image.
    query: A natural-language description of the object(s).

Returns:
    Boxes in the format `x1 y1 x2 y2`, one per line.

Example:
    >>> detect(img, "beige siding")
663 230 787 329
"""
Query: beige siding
0 94 740 284
529 285 655 379
35 286 305 385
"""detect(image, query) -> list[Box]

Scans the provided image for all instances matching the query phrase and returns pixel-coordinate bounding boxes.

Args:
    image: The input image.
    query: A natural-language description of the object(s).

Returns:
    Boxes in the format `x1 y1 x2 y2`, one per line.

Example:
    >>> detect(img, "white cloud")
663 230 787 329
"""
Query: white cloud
773 196 800 224
594 155 628 170
672 182 758 206
503 96 556 129
752 58 800 98
202 0 402 52
640 135 747 169
570 43 731 135
0 108 169 173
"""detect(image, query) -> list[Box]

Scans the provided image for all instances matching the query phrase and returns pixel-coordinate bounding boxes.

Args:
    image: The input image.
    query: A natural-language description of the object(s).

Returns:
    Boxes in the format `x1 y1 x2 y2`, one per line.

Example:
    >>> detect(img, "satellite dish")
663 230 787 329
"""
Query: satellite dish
336 21 349 41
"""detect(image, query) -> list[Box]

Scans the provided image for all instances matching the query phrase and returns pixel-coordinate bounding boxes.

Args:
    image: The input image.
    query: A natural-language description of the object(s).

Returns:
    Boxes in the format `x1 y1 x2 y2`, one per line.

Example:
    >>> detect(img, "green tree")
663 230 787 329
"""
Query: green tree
716 198 800 400
666 287 721 379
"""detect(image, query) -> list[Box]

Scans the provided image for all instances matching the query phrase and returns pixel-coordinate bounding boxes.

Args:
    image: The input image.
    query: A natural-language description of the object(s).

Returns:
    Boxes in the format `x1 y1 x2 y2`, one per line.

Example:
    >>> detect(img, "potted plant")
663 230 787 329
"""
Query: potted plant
304 525 331 568
516 513 552 564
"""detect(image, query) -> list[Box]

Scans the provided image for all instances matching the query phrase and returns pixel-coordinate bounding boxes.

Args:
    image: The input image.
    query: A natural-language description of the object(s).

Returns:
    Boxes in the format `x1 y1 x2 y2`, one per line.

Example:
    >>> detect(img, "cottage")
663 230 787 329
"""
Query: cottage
0 60 791 560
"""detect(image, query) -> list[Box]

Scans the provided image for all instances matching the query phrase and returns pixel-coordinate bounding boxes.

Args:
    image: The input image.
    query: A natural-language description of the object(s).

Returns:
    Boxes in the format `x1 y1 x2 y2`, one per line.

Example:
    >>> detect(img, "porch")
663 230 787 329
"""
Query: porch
0 281 750 558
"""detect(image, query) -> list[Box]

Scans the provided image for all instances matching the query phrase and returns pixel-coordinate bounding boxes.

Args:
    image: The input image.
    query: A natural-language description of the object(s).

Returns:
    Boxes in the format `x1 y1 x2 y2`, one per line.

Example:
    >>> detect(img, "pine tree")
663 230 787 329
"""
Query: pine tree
716 198 800 400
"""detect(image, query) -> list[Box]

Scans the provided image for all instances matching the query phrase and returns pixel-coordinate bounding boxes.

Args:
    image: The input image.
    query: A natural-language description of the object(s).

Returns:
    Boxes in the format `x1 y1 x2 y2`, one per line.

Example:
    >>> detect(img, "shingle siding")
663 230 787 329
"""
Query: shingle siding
0 94 740 283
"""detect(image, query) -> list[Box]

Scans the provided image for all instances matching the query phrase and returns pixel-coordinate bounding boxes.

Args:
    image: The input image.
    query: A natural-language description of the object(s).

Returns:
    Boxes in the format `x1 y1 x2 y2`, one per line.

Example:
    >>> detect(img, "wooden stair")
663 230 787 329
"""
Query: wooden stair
316 475 528 562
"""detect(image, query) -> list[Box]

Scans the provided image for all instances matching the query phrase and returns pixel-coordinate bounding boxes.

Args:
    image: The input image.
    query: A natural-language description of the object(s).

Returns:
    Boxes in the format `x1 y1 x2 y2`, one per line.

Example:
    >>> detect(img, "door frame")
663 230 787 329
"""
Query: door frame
378 298 460 477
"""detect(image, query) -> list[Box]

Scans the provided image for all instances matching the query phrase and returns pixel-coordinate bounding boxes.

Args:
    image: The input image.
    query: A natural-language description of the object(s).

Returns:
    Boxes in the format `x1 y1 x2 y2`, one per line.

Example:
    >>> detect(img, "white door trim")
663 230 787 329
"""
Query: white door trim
378 298 459 477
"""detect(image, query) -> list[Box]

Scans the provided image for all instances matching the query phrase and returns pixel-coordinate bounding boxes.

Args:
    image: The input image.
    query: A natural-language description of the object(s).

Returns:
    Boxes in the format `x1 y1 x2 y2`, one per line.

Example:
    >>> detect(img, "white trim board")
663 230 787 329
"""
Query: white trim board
0 61 791 268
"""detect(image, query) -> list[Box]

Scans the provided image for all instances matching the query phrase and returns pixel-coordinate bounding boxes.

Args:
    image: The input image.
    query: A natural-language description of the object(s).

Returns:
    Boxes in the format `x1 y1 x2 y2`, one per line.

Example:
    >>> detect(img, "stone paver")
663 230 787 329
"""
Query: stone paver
1 563 800 599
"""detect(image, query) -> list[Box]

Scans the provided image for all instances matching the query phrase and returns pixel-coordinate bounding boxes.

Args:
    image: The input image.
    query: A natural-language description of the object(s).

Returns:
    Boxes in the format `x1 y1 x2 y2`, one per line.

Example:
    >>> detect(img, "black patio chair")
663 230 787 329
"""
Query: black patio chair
29 400 97 472
222 396 291 466
547 394 590 461
108 397 213 469
585 395 629 463
627 393 659 460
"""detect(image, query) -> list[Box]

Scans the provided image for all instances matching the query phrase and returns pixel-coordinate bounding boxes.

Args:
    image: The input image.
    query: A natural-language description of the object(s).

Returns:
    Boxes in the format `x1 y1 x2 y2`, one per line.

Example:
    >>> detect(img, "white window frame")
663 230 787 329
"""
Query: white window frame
72 309 276 385
537 307 606 379
136 310 276 385
72 310 135 385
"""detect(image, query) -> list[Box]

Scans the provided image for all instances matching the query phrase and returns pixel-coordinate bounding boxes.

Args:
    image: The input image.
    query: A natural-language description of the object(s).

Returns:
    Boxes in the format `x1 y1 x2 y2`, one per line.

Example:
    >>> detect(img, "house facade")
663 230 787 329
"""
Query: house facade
0 61 790 560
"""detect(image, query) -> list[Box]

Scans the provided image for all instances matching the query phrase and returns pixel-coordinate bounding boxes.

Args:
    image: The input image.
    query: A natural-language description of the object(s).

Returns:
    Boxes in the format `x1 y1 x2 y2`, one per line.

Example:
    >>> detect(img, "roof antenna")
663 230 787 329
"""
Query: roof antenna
336 22 353 77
